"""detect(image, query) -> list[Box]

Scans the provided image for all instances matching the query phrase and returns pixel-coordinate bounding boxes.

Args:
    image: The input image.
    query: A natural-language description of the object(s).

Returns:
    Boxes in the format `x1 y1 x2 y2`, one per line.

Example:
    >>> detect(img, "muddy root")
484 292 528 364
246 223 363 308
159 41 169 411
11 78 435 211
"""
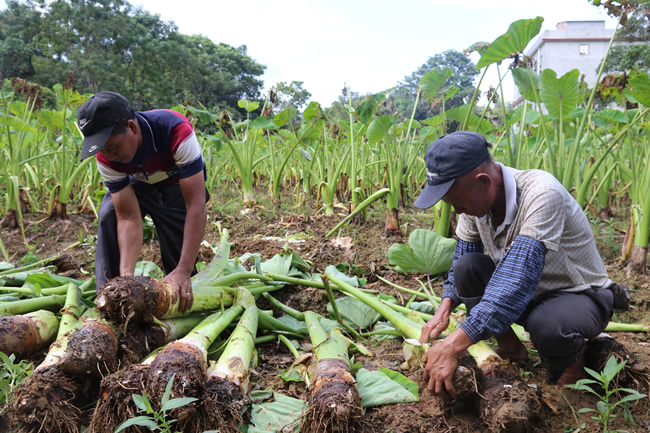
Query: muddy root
88 364 148 433
478 370 536 433
10 366 83 433
96 276 167 324
196 377 244 433
300 358 365 433
118 323 167 366
144 342 206 431
58 320 119 378
585 335 650 392
0 315 49 360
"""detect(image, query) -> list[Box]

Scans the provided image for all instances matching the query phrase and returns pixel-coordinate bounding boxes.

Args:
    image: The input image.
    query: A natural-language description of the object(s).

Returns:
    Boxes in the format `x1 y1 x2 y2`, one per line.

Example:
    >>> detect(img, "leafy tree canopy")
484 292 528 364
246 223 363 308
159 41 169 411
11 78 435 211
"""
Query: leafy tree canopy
0 0 266 115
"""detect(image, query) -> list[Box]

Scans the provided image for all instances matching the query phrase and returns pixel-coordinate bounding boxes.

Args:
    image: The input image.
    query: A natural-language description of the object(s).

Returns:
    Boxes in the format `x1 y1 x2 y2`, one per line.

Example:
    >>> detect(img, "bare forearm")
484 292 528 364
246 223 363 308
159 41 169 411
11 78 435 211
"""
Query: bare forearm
118 217 142 275
176 204 207 275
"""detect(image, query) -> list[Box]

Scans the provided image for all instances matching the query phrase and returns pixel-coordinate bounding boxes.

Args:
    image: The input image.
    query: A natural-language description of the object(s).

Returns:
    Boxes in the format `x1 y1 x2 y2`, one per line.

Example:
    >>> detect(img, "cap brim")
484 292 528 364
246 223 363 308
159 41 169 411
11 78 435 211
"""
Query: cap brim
413 178 455 209
80 124 115 160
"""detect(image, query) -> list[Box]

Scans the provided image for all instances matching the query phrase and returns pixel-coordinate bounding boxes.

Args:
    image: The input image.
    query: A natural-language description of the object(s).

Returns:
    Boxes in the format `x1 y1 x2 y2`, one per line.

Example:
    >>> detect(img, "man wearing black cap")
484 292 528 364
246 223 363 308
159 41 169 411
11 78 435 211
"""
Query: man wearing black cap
415 131 629 395
77 91 208 312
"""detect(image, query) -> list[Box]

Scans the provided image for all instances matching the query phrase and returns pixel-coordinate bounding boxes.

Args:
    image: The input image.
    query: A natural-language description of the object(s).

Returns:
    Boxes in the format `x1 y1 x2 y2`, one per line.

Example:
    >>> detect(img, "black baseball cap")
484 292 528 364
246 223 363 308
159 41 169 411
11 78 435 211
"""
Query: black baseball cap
413 131 492 209
77 91 134 160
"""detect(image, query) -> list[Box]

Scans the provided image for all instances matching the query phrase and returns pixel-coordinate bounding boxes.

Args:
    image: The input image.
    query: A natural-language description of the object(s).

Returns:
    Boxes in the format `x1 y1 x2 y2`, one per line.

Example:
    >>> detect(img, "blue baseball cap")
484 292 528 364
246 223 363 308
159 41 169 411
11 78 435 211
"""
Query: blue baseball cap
414 131 492 209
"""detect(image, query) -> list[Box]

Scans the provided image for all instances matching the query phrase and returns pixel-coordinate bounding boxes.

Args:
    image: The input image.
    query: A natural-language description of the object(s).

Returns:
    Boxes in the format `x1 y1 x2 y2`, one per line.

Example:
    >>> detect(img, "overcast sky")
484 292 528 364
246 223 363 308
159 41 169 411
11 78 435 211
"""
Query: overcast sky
2 0 618 105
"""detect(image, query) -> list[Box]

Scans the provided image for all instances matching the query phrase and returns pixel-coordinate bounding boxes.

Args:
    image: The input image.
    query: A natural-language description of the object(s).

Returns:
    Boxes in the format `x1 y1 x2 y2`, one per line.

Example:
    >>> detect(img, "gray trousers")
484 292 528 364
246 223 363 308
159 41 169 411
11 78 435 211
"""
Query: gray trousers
95 181 206 289
454 253 614 378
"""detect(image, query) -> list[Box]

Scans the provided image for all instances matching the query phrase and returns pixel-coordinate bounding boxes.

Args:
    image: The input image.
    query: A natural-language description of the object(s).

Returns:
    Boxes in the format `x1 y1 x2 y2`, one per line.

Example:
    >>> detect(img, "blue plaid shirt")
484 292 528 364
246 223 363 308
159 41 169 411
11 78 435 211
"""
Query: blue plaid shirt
442 235 546 343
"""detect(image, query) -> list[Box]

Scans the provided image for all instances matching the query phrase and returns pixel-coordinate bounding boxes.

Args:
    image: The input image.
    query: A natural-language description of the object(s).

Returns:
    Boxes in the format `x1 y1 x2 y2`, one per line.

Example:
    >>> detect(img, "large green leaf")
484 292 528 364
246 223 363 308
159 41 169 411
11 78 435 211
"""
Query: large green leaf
540 69 580 120
327 296 381 329
356 88 394 124
627 72 650 107
273 107 297 128
357 368 419 407
238 99 260 112
303 101 322 123
476 17 544 69
388 229 456 275
419 67 454 102
366 115 396 145
251 116 277 130
134 261 164 279
249 391 306 433
512 67 541 102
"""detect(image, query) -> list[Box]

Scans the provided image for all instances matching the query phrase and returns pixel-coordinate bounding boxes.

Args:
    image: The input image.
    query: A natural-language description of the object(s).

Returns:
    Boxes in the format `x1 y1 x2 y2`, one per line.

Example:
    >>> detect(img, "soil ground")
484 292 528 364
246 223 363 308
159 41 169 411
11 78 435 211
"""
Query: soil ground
1 186 649 433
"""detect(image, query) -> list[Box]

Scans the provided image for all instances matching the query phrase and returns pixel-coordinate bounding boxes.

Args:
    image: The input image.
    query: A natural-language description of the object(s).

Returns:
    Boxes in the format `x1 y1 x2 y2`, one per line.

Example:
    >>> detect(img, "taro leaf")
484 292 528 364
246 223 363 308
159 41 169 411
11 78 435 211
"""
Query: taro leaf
356 88 394 125
0 262 15 272
627 72 650 107
419 67 454 102
367 115 397 145
260 252 301 277
356 368 419 408
372 321 402 341
540 69 580 120
277 315 307 334
318 316 343 334
273 107 297 128
303 101 322 123
135 261 164 279
19 252 39 266
279 366 304 383
26 273 81 287
512 67 540 102
446 104 491 135
409 301 436 315
593 109 628 128
238 99 260 113
324 265 361 287
476 17 544 69
388 229 456 275
326 296 381 330
249 391 306 433
251 116 277 130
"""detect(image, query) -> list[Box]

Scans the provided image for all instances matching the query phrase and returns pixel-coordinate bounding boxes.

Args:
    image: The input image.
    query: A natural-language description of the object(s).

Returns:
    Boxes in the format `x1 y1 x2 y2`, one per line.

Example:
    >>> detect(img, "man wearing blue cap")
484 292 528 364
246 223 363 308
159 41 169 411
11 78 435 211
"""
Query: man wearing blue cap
415 131 629 395
77 91 208 312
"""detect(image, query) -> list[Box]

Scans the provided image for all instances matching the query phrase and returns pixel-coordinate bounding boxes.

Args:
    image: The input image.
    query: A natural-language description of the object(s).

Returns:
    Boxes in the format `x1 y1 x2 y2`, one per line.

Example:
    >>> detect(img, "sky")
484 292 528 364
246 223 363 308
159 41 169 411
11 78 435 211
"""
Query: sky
2 0 618 105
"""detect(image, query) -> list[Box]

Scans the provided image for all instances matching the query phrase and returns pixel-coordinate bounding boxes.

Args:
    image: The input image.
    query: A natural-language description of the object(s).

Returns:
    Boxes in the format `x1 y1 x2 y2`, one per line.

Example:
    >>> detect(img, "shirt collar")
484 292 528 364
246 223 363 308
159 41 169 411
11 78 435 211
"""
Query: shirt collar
479 162 517 235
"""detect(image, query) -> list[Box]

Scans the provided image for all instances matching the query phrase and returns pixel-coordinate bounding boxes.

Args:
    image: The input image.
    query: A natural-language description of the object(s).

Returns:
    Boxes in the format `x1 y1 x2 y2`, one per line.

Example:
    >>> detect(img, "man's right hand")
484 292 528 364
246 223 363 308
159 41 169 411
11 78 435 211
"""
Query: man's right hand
419 297 455 344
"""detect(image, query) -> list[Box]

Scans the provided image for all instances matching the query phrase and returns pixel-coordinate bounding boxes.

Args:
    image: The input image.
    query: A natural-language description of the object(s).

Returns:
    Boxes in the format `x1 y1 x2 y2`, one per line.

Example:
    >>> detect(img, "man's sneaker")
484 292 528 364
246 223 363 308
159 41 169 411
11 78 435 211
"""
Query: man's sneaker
609 283 630 312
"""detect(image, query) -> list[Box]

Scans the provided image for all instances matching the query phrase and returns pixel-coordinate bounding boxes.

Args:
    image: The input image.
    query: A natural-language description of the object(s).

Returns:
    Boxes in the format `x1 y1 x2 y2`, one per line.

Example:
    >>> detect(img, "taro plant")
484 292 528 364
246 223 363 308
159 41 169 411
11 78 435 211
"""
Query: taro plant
565 354 646 433
114 375 198 433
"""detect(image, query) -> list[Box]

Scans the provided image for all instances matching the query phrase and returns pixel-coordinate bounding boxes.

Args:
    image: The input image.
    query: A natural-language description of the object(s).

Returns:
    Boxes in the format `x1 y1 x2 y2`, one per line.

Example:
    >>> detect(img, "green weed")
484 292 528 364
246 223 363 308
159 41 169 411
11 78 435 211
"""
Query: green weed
566 354 646 432
0 352 33 415
114 375 198 433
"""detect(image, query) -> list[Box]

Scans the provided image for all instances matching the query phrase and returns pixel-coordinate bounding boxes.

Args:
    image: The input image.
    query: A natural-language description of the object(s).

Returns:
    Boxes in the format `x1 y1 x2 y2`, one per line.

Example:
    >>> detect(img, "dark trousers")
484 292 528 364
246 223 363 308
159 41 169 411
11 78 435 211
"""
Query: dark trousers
454 253 614 377
95 182 198 289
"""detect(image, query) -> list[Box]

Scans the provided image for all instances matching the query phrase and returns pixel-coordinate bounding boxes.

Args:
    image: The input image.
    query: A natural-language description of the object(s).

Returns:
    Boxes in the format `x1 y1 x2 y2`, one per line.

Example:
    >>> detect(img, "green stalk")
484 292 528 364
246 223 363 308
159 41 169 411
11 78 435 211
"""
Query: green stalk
605 322 650 333
0 294 68 316
326 188 390 237
39 283 83 369
0 255 63 276
321 274 341 323
206 305 259 390
325 271 421 340
262 292 305 320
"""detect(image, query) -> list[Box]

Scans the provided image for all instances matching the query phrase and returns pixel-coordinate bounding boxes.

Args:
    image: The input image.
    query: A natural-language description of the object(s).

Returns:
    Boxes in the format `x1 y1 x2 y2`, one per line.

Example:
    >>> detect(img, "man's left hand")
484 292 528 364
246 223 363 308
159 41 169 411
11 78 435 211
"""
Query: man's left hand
163 269 194 313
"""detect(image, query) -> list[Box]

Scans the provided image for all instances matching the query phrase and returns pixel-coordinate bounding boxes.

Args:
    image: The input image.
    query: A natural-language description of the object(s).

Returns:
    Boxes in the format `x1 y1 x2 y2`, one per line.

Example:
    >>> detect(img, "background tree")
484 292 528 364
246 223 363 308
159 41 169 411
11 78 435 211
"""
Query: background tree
389 49 479 121
601 9 650 74
0 0 266 114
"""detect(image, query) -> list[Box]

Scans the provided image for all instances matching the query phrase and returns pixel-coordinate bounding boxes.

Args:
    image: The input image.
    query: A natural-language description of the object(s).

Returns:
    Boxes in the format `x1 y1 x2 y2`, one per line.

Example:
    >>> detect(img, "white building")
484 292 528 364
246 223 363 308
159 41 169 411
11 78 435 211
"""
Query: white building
513 20 617 106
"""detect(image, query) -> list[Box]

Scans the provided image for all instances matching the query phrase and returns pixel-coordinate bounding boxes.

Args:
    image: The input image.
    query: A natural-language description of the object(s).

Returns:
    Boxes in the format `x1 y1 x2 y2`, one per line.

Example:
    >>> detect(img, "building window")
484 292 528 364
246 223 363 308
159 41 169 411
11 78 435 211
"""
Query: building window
579 44 589 56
